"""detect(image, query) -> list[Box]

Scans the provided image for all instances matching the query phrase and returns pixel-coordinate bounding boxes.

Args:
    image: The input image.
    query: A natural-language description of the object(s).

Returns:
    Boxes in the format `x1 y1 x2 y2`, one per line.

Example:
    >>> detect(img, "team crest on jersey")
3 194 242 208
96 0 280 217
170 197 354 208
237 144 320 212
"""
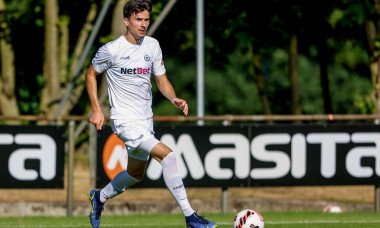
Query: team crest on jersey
144 55 150 61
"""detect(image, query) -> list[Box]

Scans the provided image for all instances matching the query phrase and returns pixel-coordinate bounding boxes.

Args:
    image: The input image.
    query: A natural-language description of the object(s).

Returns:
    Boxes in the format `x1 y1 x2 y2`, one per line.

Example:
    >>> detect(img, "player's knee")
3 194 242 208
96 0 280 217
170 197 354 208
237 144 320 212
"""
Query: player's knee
161 152 176 167
133 173 145 180
127 169 145 180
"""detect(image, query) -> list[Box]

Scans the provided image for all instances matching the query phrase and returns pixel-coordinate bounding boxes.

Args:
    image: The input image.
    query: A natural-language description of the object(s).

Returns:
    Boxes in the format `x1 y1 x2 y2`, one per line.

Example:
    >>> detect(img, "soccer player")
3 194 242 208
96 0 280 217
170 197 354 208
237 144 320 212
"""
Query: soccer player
85 0 217 228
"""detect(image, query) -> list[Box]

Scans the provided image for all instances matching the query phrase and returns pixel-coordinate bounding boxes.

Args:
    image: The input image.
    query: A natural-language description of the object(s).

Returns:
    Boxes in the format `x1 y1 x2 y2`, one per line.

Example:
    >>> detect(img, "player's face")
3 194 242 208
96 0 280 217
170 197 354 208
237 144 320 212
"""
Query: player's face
124 10 150 41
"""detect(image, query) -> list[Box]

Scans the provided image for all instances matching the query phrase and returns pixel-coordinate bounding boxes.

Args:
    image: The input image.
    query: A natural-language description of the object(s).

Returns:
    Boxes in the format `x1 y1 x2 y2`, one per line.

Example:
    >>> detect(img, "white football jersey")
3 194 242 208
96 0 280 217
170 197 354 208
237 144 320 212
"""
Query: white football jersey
92 35 166 120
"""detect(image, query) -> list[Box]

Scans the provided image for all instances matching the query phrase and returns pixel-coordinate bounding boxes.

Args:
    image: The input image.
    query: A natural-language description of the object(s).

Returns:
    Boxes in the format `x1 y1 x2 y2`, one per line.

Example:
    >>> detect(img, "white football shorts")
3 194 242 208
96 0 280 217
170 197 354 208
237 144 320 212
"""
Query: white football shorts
110 118 160 161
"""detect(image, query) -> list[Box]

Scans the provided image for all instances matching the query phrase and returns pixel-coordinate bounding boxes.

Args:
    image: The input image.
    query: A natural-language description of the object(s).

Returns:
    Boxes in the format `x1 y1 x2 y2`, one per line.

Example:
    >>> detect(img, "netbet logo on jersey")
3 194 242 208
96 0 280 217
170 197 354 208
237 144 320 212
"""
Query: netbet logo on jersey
120 67 150 75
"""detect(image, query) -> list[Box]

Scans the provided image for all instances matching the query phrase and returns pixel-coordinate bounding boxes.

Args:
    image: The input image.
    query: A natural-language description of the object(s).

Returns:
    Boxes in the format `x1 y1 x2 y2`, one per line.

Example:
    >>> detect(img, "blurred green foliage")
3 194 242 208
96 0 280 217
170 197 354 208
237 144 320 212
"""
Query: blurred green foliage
2 0 377 116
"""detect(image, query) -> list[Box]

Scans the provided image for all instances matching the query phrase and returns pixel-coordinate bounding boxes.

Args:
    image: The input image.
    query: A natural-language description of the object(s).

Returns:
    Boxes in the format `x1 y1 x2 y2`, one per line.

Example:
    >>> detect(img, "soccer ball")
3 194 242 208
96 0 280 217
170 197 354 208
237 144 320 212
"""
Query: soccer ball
233 209 264 228
323 204 342 213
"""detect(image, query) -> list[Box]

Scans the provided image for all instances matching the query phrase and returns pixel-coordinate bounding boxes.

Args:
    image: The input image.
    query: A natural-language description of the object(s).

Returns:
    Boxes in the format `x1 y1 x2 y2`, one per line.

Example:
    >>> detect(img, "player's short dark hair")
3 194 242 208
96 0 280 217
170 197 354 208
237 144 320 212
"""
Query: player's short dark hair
123 0 152 19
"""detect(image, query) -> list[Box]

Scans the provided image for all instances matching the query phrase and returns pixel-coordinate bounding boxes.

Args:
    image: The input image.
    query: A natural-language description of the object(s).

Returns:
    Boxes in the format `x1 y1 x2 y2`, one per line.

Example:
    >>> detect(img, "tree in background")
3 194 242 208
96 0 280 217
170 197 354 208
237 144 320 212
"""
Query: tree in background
328 0 374 114
0 0 19 116
57 2 98 116
41 0 99 116
0 0 376 118
366 0 380 116
0 0 100 117
40 0 59 115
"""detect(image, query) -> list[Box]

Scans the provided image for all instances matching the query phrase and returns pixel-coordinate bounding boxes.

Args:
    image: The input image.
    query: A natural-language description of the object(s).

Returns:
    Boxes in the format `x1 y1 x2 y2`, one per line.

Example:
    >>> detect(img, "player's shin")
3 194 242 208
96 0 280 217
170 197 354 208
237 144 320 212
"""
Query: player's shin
161 152 195 216
100 170 141 203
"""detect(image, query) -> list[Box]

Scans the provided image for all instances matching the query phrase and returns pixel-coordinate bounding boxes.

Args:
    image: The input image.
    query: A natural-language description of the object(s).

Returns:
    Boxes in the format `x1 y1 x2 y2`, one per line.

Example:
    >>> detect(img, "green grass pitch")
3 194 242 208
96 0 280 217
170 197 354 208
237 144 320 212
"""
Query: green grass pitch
0 211 379 227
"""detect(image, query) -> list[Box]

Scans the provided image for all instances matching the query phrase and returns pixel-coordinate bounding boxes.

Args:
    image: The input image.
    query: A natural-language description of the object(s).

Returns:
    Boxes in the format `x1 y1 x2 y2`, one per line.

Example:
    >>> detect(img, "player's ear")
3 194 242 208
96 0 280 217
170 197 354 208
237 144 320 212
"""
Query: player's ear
123 17 129 27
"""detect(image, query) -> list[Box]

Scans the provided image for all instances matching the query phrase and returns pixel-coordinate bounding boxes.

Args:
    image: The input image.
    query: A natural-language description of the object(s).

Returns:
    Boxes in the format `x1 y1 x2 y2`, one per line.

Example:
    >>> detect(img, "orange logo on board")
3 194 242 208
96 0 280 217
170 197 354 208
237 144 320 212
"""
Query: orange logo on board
102 133 128 180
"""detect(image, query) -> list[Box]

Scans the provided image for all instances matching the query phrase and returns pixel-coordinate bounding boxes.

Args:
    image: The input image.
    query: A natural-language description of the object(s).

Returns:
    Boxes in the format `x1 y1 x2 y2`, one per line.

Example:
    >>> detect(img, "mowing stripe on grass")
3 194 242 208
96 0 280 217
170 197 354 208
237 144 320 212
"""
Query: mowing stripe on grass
1 220 380 228
266 220 380 225
0 225 181 228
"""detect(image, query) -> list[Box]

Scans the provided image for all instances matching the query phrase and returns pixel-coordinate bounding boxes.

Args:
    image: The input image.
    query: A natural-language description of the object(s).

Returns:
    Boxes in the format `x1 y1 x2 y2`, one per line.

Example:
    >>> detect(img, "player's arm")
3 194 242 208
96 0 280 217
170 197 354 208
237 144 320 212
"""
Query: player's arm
155 74 188 116
85 64 105 130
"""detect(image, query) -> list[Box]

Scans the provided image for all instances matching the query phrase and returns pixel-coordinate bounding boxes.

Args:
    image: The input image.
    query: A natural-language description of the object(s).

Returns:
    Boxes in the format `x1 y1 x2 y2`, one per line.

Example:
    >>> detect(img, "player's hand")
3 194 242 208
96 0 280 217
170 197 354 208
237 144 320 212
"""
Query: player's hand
172 98 188 117
89 110 105 130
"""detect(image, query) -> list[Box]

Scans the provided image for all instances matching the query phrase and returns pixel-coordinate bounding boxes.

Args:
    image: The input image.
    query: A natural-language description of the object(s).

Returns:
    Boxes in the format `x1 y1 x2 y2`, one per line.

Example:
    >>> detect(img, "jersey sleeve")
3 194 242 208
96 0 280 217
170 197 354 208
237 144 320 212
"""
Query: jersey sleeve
92 45 113 74
152 43 166 77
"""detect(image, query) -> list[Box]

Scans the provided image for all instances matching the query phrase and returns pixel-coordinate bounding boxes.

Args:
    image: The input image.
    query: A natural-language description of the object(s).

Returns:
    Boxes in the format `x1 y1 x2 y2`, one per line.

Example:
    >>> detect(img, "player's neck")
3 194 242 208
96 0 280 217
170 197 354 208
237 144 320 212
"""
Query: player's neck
124 32 142 45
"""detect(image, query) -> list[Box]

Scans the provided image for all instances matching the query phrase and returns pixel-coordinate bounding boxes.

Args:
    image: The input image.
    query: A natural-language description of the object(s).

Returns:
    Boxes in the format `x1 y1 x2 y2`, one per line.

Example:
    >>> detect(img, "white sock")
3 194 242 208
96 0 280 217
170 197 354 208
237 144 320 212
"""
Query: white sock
161 152 195 217
100 170 141 203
